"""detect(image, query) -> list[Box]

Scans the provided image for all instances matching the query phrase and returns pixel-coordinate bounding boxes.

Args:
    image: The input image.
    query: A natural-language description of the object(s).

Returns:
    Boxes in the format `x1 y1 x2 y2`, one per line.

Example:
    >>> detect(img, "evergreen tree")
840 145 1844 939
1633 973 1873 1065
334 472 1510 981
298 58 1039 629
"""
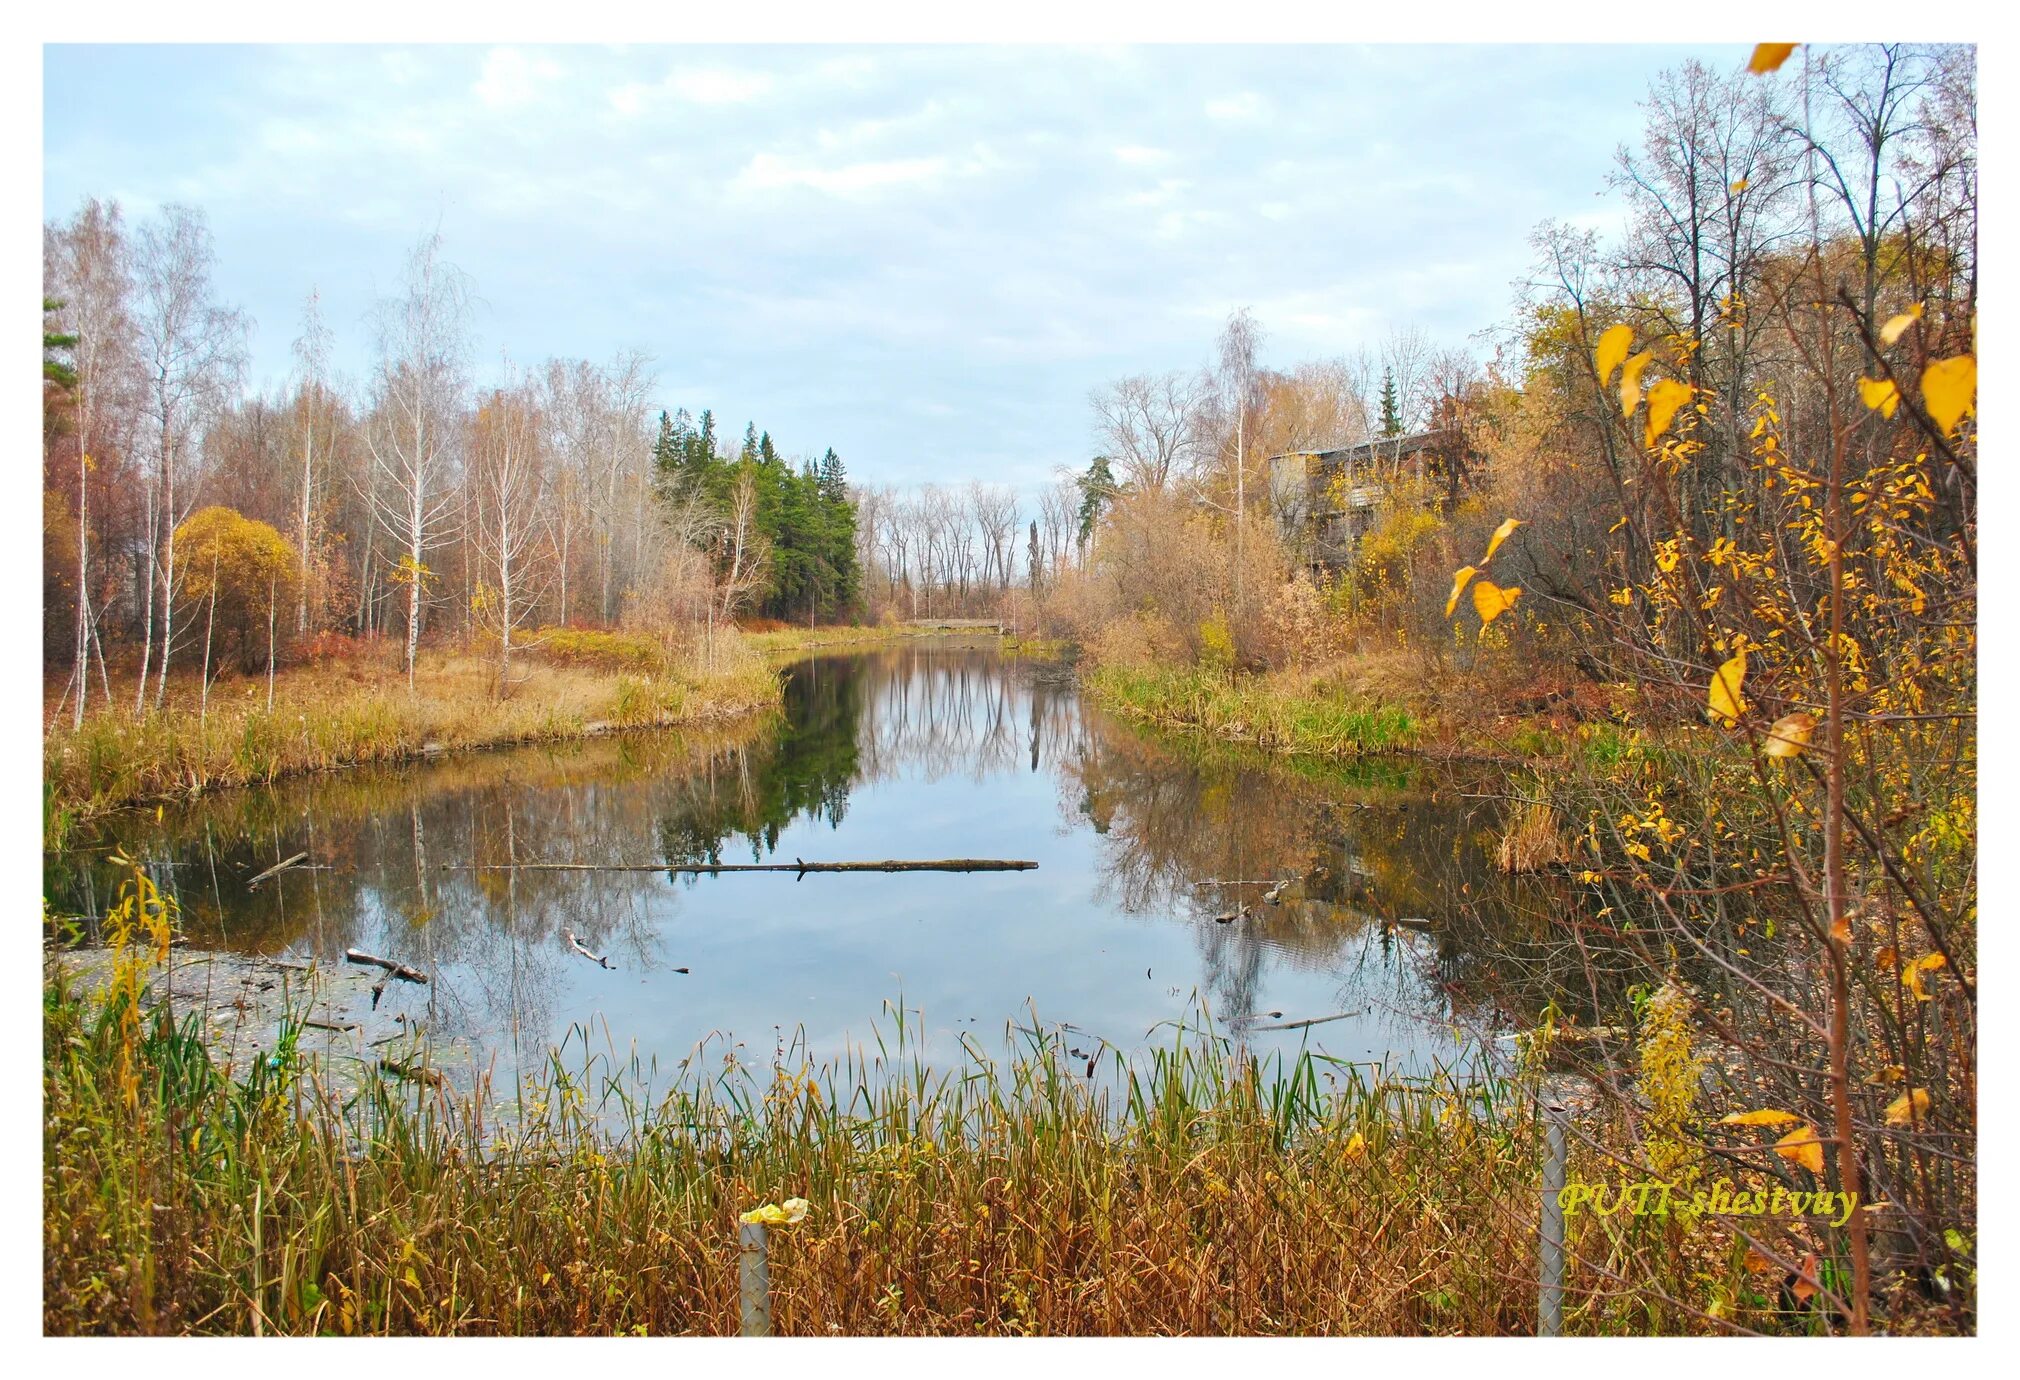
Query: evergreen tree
43 297 78 390
817 447 846 503
1378 368 1403 438
1076 455 1117 547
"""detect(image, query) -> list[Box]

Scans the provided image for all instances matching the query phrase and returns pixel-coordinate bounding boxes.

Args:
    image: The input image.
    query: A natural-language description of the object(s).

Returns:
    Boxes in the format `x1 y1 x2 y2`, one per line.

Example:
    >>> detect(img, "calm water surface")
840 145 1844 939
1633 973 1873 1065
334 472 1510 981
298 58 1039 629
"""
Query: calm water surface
50 644 1570 1084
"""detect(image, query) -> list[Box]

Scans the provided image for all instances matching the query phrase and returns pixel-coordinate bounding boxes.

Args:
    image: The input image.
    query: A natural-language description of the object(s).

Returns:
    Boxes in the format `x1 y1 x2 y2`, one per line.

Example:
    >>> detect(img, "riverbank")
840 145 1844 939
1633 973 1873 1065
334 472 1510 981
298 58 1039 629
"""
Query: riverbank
42 635 782 837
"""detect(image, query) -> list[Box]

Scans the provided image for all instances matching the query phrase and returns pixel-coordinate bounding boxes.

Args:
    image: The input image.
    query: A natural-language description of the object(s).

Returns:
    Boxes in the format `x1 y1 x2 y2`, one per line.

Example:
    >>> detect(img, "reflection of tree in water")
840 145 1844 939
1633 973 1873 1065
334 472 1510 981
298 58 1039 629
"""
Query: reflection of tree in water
1057 720 1635 1038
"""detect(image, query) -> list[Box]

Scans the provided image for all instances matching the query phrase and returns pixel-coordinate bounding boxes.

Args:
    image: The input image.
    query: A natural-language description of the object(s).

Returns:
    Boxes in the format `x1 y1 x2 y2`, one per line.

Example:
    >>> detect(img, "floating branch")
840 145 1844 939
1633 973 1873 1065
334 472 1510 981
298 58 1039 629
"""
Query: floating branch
561 927 613 969
445 858 1039 876
344 948 430 985
246 851 309 889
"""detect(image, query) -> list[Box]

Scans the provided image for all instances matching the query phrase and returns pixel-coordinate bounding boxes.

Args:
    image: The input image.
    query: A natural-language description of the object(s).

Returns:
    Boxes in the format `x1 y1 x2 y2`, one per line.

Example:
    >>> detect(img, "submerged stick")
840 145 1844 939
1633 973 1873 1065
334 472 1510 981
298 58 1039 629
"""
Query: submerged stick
445 858 1039 875
246 851 309 889
344 948 430 985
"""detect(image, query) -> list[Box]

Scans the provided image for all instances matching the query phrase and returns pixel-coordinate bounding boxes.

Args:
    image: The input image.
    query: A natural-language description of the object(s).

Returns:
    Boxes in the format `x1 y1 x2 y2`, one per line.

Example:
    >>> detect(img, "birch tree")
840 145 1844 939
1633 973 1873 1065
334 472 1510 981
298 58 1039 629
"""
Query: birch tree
43 200 138 727
134 204 247 710
363 234 472 689
469 376 549 695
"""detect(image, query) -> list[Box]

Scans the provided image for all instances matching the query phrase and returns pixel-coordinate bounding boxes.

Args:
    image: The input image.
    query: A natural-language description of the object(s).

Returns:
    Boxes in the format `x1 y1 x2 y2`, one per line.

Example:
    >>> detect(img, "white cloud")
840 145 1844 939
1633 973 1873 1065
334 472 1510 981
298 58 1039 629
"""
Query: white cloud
1204 92 1265 121
473 48 561 110
1112 144 1171 166
735 151 951 197
669 67 774 105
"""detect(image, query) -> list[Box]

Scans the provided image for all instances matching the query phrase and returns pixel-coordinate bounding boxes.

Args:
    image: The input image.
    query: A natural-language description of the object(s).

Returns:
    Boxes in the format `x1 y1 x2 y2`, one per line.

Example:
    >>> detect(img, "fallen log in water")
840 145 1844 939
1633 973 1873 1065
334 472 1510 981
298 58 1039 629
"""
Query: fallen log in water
443 858 1039 876
1243 1012 1357 1033
344 948 430 985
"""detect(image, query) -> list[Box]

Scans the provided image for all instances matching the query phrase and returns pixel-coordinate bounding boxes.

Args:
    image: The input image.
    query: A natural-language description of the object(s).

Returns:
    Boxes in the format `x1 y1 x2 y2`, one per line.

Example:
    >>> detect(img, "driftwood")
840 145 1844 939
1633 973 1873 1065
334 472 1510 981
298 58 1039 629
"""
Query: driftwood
446 858 1038 876
304 1017 359 1034
561 927 612 969
344 948 429 985
246 851 309 889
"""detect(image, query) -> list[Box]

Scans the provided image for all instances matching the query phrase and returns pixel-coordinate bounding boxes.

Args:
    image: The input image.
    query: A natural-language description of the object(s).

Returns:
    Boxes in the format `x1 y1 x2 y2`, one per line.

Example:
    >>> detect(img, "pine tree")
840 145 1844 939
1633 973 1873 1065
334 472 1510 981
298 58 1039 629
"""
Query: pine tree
817 447 847 503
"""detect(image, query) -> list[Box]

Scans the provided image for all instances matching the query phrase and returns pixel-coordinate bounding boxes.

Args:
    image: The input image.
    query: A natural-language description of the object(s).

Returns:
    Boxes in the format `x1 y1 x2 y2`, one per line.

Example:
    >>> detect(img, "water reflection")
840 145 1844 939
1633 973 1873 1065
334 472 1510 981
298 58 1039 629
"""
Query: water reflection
49 644 1593 1081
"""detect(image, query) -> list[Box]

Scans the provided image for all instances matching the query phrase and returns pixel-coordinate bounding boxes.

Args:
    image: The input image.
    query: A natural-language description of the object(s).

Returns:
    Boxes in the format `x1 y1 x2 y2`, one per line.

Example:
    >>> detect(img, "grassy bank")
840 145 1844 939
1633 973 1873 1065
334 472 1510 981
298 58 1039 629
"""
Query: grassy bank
1086 661 1419 758
43 633 781 836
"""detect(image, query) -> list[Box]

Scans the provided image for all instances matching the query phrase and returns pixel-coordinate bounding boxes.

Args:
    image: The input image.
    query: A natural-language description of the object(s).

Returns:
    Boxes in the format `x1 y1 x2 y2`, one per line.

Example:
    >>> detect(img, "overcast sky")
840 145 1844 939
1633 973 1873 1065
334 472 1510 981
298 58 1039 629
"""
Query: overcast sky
43 43 1749 492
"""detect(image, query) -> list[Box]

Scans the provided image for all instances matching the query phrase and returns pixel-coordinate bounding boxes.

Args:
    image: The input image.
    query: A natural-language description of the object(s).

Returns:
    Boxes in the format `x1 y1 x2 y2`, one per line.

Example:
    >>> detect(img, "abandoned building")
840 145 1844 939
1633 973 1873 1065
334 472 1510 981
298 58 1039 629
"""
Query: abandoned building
1267 427 1479 569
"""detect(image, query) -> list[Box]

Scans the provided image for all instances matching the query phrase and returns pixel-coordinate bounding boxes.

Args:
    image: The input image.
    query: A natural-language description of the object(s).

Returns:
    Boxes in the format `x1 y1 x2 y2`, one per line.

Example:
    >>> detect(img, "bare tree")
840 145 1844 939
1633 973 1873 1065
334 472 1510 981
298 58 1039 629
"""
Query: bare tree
134 204 247 710
468 374 549 695
1090 370 1212 493
290 289 336 636
362 233 472 690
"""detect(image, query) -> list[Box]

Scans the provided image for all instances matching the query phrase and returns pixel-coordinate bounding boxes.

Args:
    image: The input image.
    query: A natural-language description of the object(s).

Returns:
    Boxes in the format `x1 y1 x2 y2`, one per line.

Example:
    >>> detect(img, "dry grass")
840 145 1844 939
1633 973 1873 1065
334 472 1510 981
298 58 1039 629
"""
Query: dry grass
43 953 1553 1337
42 633 780 835
1496 799 1572 874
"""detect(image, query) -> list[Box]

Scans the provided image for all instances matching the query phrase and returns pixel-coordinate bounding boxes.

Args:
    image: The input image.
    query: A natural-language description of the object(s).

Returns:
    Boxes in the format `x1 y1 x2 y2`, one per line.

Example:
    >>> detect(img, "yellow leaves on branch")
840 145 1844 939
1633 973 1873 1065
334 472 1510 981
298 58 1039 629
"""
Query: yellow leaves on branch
1483 517 1524 564
1472 578 1521 626
1619 350 1654 417
1775 1124 1826 1175
1763 711 1817 758
1858 376 1901 419
1721 1109 1824 1174
1748 44 1799 74
1644 379 1694 449
1921 355 1977 435
1594 324 1634 385
1879 303 1923 346
1707 649 1747 728
1885 1088 1933 1128
1445 565 1479 618
1720 1109 1802 1128
1447 517 1525 624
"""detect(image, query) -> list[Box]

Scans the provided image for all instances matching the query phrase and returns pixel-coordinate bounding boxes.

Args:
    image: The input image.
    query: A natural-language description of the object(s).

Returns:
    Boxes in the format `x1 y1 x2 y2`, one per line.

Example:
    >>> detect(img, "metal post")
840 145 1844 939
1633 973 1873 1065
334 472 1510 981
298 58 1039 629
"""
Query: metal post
1539 1100 1569 1336
738 1221 772 1336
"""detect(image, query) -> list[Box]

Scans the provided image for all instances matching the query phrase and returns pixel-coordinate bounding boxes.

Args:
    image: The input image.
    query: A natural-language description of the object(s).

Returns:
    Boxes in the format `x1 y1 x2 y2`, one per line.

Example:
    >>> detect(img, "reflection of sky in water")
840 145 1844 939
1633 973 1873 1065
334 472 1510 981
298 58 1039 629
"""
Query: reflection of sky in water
52 645 1536 1087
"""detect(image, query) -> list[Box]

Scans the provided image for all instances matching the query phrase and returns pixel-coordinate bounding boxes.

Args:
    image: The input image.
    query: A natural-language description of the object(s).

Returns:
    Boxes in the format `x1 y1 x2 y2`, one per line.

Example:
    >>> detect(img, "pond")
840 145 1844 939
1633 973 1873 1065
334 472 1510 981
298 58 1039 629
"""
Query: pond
48 642 1584 1090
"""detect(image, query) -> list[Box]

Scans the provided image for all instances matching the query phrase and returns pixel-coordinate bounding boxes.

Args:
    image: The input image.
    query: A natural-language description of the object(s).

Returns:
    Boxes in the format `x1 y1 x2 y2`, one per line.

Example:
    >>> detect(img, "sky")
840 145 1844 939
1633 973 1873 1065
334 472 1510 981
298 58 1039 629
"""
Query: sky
42 43 1752 494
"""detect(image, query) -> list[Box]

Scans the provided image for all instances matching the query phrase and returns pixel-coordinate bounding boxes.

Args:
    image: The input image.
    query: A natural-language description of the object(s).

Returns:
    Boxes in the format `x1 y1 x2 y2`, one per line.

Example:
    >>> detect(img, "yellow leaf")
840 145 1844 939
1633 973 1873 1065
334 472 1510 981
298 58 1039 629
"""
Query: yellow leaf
1593 324 1633 385
1775 1123 1826 1174
1720 1108 1802 1127
1482 517 1524 564
1857 376 1901 419
1748 43 1798 74
1445 565 1479 619
1707 649 1747 728
1763 712 1817 758
1884 1089 1932 1128
1472 579 1521 626
1644 378 1694 448
1730 178 1750 194
1342 1131 1368 1161
1902 951 1947 1001
1619 350 1654 418
1879 303 1923 346
1921 355 1976 435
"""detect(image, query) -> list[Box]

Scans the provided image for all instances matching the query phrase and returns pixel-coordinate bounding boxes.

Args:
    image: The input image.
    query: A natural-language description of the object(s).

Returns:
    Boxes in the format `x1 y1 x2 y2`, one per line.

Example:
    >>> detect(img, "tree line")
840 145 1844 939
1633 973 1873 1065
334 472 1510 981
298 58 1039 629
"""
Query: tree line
42 218 865 714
